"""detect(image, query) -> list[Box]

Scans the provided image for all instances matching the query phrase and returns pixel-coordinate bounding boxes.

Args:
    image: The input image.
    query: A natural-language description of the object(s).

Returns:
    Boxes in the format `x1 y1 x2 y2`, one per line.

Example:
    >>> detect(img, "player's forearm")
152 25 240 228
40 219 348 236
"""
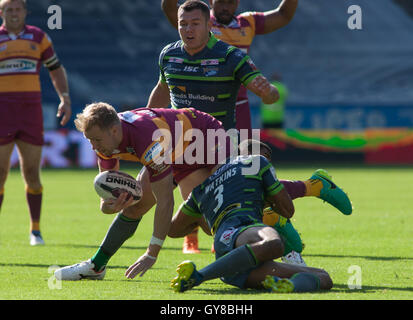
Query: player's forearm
49 65 70 100
168 215 199 238
146 81 171 108
268 189 295 219
262 0 298 33
261 85 280 105
149 197 174 256
161 0 179 29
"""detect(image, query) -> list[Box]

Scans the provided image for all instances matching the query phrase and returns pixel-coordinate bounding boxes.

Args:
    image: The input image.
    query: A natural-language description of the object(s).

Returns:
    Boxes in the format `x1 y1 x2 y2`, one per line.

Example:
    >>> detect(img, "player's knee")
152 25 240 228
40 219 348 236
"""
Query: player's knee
319 270 333 290
0 166 9 185
22 165 41 186
265 237 284 260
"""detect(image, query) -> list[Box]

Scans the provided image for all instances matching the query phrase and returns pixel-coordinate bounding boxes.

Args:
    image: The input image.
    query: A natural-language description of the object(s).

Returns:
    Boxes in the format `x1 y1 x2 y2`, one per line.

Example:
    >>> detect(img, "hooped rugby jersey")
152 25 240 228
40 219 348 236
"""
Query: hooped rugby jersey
210 12 266 103
158 33 262 130
0 25 59 101
96 107 225 182
180 155 284 234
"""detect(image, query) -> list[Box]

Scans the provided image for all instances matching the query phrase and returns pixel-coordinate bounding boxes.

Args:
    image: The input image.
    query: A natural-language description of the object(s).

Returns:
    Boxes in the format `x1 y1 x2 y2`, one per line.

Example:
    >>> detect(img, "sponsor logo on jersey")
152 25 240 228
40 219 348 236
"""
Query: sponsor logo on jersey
211 27 222 36
201 59 219 66
119 111 141 123
168 57 184 64
183 66 199 73
203 67 219 77
0 58 37 74
144 142 163 163
20 33 34 40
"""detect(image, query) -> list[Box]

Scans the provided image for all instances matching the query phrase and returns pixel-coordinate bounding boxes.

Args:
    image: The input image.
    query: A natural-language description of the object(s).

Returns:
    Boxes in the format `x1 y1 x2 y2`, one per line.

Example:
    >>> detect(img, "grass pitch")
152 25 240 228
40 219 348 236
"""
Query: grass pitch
0 165 412 301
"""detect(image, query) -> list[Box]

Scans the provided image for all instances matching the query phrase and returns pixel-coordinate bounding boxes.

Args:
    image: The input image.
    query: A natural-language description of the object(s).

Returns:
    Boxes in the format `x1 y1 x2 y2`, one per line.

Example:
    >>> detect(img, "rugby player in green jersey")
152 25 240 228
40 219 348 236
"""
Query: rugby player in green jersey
147 0 279 130
151 0 352 256
168 147 332 293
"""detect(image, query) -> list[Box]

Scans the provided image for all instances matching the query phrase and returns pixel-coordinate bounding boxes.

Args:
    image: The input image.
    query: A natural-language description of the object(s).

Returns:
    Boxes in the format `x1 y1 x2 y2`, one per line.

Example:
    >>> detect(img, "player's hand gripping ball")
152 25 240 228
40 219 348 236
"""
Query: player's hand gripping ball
94 170 142 205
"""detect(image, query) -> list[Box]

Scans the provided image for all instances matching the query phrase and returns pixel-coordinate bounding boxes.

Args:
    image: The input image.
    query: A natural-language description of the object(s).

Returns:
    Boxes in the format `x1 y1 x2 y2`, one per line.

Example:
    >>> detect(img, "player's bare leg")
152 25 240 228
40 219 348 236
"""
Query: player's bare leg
55 167 160 280
16 140 44 245
246 259 333 292
0 142 15 213
171 225 284 292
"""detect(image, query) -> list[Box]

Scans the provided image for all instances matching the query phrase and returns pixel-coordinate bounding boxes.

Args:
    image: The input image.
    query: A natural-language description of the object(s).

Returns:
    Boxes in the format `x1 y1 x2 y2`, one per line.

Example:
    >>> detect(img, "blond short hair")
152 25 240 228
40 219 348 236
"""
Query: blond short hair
0 0 27 10
74 102 120 132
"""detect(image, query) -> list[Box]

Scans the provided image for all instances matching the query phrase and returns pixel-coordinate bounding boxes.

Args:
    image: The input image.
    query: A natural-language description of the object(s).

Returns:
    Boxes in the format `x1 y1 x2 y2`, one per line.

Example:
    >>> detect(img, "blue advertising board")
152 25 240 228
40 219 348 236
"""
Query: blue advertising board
284 105 413 130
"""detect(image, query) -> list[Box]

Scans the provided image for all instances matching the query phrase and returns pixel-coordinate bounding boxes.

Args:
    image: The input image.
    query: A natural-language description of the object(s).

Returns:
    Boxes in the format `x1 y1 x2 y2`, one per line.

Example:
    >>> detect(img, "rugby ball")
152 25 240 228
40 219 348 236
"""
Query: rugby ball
94 170 142 205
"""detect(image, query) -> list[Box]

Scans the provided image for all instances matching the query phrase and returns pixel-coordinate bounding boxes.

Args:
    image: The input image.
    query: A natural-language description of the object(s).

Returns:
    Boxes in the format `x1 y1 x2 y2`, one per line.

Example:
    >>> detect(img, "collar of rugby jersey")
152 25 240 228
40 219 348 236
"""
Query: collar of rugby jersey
180 32 219 56
0 24 28 39
210 14 240 29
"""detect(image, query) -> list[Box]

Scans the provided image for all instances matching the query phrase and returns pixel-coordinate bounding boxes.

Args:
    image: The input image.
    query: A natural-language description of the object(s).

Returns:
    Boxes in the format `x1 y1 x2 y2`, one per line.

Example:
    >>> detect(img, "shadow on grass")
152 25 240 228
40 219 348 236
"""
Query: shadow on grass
0 262 169 272
330 283 413 294
1 261 411 296
304 253 413 261
189 282 413 295
47 243 184 252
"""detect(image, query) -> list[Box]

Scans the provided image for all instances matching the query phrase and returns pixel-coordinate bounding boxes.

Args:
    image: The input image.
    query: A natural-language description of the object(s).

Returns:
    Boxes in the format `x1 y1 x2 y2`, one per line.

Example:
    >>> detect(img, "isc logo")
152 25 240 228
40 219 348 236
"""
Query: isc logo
183 66 199 72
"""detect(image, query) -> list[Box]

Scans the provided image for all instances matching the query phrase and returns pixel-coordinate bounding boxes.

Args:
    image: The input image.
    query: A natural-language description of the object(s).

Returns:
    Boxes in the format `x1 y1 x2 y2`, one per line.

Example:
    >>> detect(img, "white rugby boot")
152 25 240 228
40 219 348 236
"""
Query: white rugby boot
281 251 307 266
54 259 106 281
30 231 45 246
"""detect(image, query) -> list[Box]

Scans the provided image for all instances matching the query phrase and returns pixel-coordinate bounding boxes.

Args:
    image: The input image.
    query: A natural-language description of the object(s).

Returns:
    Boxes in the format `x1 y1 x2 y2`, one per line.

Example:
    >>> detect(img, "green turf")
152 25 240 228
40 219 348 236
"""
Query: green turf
0 166 412 300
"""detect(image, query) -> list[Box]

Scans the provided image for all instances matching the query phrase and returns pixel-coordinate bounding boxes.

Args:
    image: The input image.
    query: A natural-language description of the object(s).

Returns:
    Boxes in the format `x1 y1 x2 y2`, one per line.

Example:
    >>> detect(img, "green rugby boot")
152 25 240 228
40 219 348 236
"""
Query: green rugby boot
274 219 304 254
171 260 203 293
263 207 304 256
310 169 353 215
262 275 294 293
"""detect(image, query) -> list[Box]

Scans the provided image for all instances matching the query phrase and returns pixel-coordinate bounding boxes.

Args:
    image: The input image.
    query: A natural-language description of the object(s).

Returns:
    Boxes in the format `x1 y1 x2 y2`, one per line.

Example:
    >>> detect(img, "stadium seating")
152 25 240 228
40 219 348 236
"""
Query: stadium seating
26 0 413 129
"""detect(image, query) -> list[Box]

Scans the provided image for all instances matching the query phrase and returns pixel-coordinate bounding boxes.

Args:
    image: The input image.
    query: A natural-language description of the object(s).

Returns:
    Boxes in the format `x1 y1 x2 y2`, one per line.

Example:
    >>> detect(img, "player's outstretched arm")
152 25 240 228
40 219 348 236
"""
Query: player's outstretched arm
146 80 171 108
246 75 280 105
125 173 175 278
261 0 299 34
161 0 179 29
266 188 295 219
169 208 201 238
